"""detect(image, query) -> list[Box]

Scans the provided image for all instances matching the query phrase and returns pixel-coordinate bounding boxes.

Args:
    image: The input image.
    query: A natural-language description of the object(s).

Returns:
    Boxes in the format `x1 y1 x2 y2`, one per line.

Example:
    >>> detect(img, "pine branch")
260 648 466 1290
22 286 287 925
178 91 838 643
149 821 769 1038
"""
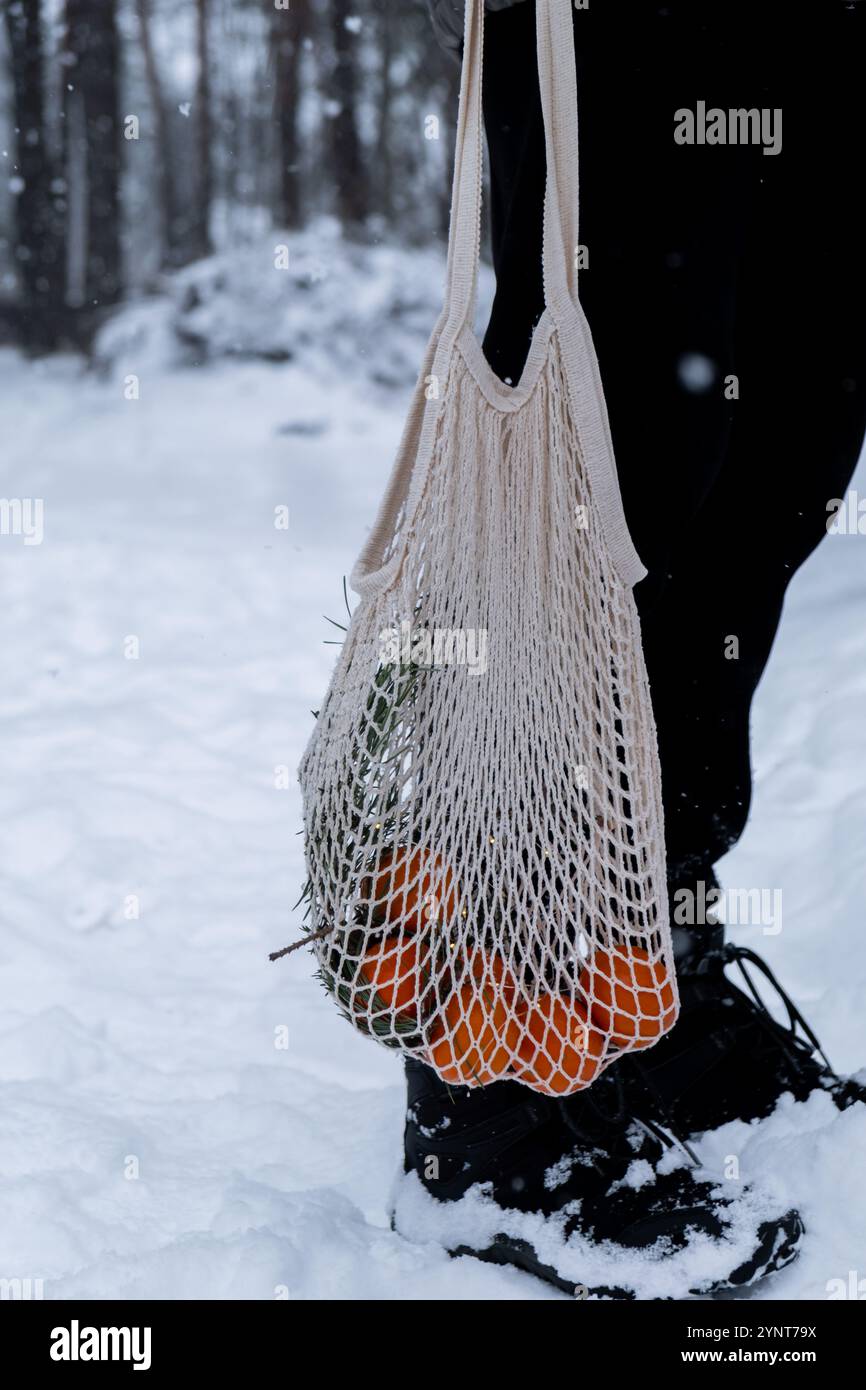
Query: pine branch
269 921 335 961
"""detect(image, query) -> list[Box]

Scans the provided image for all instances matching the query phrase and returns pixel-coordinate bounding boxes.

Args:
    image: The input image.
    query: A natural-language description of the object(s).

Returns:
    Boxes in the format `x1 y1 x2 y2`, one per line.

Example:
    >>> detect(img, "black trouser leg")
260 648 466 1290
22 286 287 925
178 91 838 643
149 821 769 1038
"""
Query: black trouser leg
480 0 866 892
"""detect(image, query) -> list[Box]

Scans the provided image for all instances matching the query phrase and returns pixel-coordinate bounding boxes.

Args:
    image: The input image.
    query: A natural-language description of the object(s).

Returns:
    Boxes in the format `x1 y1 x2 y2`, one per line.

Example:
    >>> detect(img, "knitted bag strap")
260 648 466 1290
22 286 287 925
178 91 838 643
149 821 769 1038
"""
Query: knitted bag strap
442 0 582 340
349 0 619 600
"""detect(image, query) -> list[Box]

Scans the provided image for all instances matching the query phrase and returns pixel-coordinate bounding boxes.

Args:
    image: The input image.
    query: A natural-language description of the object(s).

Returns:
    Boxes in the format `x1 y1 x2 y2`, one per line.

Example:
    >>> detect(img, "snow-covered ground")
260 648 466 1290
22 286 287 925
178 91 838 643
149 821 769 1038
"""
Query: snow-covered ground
1 239 864 1300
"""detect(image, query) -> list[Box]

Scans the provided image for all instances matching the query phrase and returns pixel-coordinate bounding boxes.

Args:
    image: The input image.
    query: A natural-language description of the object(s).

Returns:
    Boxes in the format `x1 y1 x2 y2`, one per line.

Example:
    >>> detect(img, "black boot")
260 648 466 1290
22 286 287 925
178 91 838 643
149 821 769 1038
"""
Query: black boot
396 1057 803 1299
623 882 866 1138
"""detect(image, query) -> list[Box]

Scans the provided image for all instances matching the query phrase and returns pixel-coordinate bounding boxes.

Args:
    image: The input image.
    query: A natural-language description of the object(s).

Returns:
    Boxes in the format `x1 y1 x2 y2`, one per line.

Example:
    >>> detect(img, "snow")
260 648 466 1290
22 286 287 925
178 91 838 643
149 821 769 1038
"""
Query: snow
93 219 465 395
0 235 864 1301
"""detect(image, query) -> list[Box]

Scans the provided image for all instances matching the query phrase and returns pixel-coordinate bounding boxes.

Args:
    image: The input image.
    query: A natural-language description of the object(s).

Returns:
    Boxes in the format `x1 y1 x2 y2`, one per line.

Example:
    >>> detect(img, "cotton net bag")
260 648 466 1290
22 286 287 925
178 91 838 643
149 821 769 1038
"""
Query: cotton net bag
298 0 678 1095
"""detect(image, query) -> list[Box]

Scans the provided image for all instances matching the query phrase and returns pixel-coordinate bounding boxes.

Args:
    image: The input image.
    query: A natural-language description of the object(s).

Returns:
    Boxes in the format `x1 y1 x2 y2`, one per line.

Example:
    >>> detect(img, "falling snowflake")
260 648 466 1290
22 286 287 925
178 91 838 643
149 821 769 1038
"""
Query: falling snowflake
677 351 717 393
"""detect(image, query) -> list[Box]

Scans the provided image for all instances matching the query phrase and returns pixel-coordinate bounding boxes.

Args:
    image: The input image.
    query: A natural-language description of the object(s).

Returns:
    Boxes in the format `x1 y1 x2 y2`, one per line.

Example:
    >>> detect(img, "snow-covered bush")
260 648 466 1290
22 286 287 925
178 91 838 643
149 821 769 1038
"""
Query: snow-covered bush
95 220 493 394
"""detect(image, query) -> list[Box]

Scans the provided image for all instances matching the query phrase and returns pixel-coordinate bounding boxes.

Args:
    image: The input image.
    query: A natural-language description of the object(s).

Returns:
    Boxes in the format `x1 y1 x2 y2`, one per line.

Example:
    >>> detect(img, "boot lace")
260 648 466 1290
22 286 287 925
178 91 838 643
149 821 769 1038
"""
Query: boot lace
721 941 835 1076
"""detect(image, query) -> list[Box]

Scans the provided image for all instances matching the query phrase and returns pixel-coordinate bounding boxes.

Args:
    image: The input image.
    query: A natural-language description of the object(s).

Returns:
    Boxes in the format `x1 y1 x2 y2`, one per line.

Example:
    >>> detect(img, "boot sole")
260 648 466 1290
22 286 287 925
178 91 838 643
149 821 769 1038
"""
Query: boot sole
449 1235 633 1299
707 1208 804 1293
448 1207 804 1300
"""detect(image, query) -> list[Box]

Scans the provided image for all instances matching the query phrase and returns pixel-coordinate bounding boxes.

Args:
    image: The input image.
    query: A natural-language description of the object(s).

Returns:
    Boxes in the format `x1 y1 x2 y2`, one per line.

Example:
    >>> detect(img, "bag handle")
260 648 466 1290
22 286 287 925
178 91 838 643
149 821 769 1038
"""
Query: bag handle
443 0 582 341
349 0 586 600
537 0 582 312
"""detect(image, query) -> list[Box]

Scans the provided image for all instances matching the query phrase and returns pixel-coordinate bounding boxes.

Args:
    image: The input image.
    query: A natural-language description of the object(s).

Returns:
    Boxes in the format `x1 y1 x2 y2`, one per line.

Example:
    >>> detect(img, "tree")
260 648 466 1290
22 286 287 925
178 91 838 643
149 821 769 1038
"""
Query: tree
326 0 368 232
374 1 393 221
136 0 186 269
63 0 122 318
3 0 66 349
270 0 304 229
188 0 213 259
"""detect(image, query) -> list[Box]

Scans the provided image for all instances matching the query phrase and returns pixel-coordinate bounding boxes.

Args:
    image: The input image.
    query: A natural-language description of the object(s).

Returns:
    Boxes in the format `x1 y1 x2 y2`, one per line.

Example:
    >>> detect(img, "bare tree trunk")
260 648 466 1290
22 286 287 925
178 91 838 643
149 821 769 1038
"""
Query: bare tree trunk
270 0 304 229
63 0 122 323
189 0 213 259
135 0 185 269
326 0 368 232
375 3 393 222
3 0 66 349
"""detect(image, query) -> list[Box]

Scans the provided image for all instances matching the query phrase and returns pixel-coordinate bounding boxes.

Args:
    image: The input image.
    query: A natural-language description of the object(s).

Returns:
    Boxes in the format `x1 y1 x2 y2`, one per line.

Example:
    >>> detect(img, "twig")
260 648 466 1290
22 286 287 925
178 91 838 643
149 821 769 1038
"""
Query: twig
269 922 335 961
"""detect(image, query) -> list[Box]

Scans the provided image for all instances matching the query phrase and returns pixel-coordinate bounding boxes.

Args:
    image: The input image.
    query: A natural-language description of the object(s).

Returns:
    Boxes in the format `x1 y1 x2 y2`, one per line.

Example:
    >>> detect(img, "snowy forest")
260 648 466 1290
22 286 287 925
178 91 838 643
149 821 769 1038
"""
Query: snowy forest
0 0 458 351
2 0 866 1310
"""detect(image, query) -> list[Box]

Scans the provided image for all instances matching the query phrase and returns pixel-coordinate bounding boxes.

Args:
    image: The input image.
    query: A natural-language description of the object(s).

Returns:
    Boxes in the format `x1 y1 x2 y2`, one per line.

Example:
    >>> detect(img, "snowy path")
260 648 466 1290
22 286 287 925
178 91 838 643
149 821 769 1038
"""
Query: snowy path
0 342 864 1300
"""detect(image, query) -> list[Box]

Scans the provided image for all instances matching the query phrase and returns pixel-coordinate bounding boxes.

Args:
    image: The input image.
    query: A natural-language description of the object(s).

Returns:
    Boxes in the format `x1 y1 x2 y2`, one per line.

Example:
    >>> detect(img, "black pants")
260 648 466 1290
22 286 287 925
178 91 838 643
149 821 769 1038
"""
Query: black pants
481 1 866 892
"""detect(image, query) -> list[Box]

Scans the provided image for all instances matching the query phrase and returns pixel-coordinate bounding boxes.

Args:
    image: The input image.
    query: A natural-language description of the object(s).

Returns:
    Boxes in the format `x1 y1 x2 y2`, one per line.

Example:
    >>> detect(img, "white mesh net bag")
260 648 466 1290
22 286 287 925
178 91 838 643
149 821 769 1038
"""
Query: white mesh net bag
298 0 678 1094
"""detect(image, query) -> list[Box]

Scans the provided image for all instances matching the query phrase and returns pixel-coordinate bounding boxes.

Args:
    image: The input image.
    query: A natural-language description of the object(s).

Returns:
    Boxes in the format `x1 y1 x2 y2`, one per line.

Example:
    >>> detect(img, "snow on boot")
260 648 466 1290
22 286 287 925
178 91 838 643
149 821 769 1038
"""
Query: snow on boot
394 1058 803 1299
